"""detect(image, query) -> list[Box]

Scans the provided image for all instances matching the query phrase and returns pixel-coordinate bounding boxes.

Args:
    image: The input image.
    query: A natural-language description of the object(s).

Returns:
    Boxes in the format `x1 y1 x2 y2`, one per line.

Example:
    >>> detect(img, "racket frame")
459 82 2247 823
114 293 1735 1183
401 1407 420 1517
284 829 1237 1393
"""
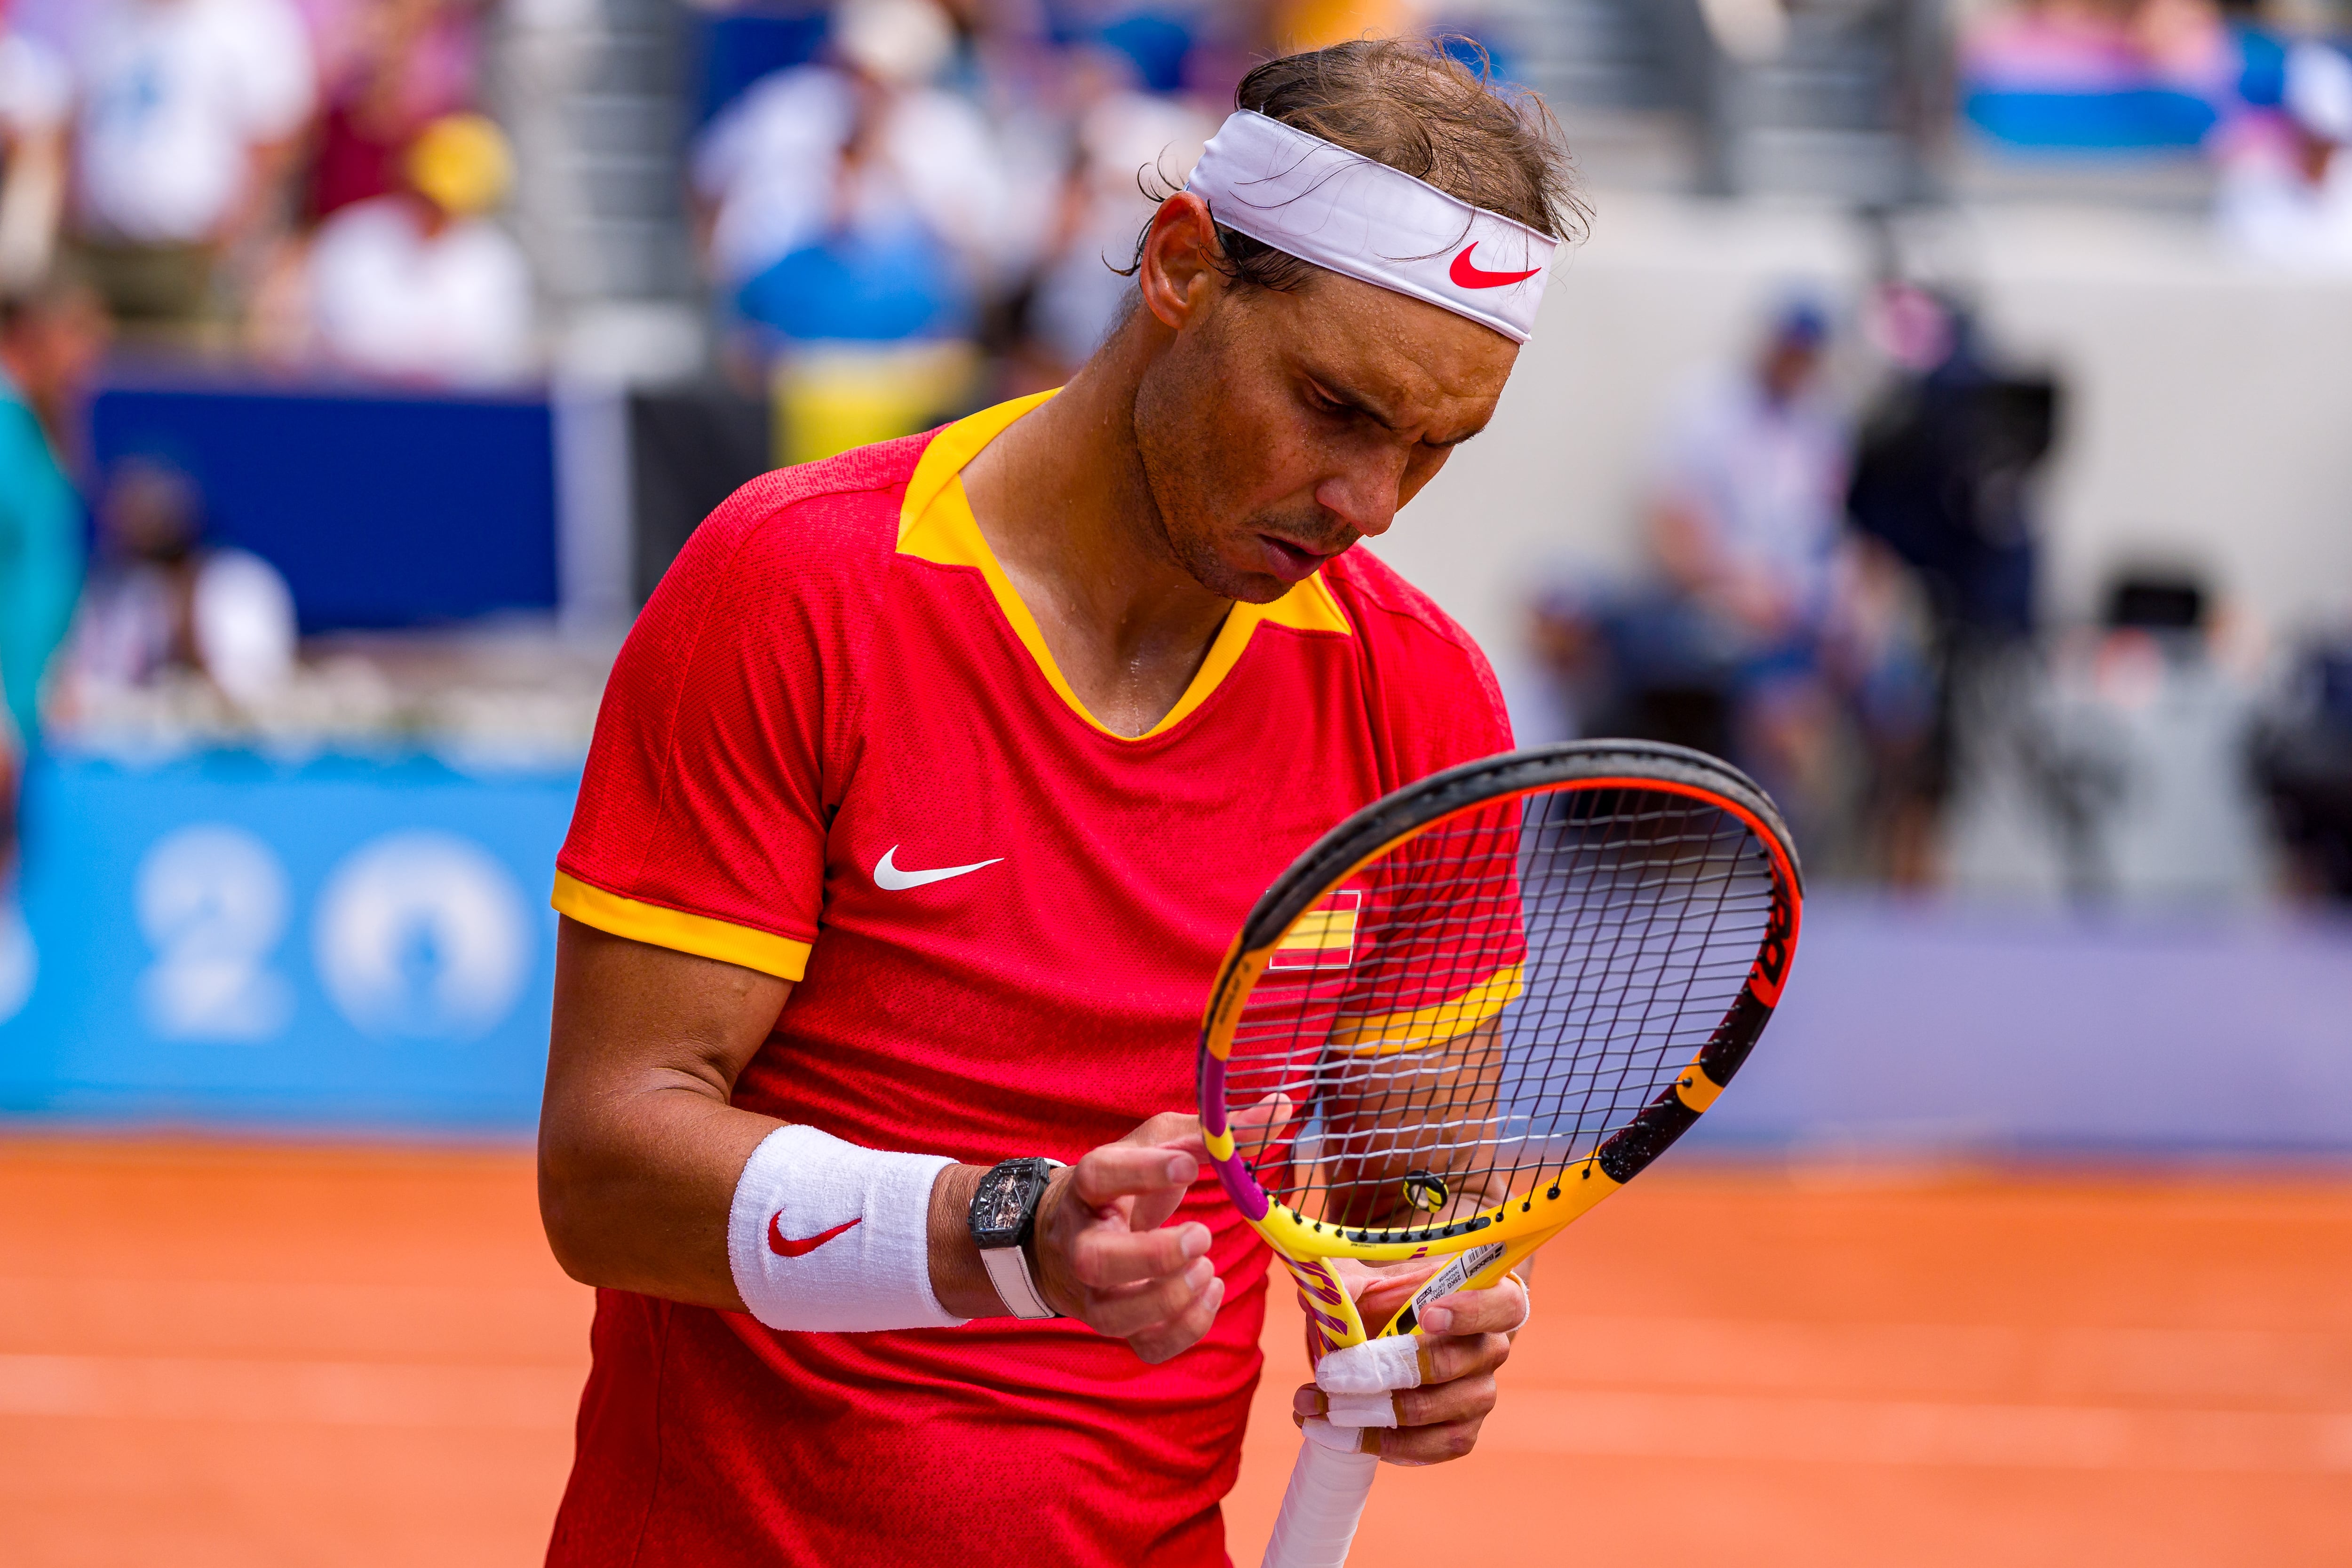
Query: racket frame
1197 741 1803 1351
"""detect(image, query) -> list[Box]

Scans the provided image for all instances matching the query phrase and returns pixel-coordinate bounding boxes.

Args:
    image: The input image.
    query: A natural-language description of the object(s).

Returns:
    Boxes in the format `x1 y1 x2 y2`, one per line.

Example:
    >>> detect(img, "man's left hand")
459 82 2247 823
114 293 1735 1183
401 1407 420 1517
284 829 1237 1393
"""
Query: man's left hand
1289 1265 1529 1466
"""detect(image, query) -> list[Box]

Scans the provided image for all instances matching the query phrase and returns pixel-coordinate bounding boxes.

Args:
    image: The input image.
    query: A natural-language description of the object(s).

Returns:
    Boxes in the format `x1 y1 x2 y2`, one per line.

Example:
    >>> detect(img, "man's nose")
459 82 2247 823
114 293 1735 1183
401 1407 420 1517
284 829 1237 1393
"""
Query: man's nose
1312 453 1407 539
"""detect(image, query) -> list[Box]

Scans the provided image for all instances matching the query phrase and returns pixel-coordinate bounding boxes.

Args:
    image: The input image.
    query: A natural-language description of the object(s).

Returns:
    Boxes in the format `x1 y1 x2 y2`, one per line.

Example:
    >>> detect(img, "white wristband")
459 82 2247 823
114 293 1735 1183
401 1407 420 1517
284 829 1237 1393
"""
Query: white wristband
725 1124 964 1332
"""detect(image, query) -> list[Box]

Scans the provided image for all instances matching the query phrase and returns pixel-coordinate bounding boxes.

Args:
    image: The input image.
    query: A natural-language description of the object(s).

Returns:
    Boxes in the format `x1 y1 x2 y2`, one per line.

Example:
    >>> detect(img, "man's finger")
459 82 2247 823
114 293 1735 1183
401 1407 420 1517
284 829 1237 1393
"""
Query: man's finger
1412 1275 1529 1337
1071 1145 1199 1207
1085 1256 1216 1338
1417 1330 1511 1387
1125 1273 1226 1365
1392 1372 1496 1430
1373 1414 1485 1467
1069 1217 1212 1288
1115 1111 1206 1156
1229 1092 1294 1158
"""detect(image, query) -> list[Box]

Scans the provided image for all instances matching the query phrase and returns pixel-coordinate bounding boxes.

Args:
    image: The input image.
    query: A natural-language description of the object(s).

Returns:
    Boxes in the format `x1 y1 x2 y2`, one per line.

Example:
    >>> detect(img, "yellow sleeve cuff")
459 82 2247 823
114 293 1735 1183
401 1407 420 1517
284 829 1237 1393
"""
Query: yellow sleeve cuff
552 871 813 982
1327 964 1525 1057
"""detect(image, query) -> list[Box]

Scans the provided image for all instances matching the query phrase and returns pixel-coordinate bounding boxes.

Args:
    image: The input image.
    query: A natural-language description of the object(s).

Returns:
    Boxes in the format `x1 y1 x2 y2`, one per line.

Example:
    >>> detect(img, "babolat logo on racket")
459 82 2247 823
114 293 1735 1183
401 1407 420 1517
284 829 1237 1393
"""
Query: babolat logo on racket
1401 1169 1448 1213
1268 888 1361 971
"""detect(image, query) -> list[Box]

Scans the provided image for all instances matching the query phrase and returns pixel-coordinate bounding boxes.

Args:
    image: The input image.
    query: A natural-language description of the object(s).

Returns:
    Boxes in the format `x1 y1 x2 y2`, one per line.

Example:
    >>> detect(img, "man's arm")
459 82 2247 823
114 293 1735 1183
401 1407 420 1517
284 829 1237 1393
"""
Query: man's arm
539 918 1225 1359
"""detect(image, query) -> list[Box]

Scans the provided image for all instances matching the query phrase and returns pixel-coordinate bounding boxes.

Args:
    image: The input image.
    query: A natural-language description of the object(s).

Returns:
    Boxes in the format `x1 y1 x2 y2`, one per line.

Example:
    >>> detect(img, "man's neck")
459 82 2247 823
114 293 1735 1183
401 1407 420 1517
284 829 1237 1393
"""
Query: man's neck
959 344 1239 738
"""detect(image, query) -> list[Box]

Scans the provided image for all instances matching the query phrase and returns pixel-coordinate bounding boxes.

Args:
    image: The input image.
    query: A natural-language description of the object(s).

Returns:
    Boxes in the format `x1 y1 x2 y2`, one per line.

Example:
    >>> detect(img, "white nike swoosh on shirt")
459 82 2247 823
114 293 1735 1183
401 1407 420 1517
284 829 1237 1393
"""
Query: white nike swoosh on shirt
873 846 1004 891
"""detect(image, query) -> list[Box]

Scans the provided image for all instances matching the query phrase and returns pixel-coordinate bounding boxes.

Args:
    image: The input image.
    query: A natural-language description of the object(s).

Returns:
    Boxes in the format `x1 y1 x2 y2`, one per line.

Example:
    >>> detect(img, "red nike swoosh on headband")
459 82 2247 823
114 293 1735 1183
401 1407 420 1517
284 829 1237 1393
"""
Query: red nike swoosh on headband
769 1213 861 1258
1449 245 1541 289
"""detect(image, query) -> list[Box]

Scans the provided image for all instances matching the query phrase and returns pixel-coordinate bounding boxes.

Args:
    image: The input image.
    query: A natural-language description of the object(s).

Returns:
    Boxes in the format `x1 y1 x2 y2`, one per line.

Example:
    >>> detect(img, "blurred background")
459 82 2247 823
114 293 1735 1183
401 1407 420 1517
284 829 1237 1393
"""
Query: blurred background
0 0 2347 1563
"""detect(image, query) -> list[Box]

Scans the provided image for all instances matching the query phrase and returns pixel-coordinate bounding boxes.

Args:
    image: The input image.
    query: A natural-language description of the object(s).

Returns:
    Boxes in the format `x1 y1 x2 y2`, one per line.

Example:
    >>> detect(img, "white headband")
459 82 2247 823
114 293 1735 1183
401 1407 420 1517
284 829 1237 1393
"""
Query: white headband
1183 110 1557 343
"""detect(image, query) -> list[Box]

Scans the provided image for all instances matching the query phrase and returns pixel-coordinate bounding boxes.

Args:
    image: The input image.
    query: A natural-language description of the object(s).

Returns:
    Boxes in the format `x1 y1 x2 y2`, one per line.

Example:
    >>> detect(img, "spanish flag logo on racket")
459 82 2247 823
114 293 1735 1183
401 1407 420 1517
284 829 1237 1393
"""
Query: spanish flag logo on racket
1268 888 1361 971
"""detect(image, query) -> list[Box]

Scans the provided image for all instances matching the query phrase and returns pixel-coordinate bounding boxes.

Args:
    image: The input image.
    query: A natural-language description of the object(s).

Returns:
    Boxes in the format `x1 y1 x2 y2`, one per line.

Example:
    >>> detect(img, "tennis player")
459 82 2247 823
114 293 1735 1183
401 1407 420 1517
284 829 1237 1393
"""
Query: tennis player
539 39 1582 1566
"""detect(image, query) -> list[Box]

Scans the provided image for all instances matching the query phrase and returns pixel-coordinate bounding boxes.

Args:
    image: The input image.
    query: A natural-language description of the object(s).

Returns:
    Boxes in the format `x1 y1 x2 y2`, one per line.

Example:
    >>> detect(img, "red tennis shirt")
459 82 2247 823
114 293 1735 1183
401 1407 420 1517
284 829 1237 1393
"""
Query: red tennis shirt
546 391 1512 1567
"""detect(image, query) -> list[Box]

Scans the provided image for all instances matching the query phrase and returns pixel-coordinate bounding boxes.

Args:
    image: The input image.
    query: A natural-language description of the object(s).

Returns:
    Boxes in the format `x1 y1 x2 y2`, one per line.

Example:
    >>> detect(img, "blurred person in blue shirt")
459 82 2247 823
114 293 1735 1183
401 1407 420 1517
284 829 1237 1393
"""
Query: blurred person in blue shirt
0 270 100 870
693 0 1029 352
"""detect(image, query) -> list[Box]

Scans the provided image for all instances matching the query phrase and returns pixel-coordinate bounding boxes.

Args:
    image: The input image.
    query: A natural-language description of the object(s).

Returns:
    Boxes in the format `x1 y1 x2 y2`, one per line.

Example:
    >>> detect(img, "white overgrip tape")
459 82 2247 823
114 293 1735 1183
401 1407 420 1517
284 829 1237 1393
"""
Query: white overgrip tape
1323 1391 1399 1429
1299 1416 1372 1455
1314 1334 1422 1396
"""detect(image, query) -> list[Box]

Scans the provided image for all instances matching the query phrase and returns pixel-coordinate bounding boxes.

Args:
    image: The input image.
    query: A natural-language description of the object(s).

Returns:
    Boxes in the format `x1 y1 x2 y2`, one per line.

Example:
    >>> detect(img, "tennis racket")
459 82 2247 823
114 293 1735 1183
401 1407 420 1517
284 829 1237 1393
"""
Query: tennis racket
1196 740 1803 1568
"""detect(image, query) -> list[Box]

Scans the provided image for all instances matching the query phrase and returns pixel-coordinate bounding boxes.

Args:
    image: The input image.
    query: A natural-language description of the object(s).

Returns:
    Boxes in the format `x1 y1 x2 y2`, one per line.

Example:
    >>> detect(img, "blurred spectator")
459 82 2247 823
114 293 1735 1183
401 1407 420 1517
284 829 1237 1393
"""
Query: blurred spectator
0 264 106 457
284 111 533 385
694 0 1034 457
1648 301 1849 683
0 270 89 868
1849 286 2062 883
2260 633 2352 900
1534 301 1934 871
65 0 317 336
60 458 297 713
1017 88 1208 379
303 0 484 223
0 5 69 294
1961 0 2244 150
1636 301 1921 851
1849 289 2056 648
2217 40 2352 268
694 0 1023 333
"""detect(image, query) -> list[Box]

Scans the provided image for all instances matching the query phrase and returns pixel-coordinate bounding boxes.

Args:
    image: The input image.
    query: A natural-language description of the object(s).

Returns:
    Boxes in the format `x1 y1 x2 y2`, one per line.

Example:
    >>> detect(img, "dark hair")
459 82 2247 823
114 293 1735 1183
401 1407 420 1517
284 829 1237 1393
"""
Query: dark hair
1126 37 1585 294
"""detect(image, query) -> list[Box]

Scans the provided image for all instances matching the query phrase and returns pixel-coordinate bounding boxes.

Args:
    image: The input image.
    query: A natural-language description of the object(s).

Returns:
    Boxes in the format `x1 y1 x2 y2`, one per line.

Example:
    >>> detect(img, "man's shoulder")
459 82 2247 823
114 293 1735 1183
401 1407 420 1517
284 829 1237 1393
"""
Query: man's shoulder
620 429 940 679
1321 546 1485 666
680 431 936 584
1319 548 1512 757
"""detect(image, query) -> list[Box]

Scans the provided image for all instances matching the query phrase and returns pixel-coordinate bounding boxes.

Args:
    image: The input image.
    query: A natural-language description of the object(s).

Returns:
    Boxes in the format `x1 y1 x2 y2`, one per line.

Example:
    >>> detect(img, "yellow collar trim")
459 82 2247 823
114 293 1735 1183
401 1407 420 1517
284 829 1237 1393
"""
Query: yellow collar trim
899 391 1351 742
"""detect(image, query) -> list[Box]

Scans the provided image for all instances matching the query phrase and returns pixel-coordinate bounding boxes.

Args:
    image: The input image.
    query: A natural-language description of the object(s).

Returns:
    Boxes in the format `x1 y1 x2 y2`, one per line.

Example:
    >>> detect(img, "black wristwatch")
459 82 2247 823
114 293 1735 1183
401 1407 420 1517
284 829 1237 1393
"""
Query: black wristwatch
968 1157 1062 1320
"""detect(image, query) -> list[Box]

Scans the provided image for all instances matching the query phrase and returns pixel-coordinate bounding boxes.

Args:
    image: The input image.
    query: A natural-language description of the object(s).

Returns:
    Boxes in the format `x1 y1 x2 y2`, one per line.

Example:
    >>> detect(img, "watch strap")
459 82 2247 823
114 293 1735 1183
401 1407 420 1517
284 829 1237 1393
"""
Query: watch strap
980 1240 1057 1320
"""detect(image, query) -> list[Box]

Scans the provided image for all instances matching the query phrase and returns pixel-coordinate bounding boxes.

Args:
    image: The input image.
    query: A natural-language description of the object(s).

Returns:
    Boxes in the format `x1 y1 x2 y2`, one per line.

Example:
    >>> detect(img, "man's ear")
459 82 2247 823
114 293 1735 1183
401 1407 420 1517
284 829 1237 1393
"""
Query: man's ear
1137 193 1223 331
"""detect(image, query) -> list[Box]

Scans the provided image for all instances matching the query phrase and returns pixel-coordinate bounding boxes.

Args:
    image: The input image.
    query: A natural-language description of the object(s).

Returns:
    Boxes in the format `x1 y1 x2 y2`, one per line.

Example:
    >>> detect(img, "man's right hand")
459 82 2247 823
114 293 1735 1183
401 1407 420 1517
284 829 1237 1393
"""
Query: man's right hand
1026 1112 1222 1363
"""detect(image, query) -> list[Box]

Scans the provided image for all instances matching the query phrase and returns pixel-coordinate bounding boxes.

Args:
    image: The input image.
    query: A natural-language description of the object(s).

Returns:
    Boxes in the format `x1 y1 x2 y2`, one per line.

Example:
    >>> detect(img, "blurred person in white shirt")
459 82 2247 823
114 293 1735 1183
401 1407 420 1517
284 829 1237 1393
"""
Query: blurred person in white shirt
2217 41 2352 271
294 111 532 385
1643 300 1931 863
64 0 316 331
1650 300 1850 658
61 458 297 714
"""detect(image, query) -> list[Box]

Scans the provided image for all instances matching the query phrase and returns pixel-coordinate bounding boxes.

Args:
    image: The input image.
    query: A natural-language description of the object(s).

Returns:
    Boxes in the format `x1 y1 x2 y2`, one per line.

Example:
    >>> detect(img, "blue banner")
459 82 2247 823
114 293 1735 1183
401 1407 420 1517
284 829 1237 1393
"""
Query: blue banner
0 752 577 1134
92 378 560 634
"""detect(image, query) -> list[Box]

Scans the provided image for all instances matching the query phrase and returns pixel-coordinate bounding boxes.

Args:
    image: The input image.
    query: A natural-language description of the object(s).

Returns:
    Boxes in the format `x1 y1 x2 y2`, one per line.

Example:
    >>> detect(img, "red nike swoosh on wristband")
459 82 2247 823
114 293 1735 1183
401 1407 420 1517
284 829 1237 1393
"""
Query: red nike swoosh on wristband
769 1213 861 1258
1449 245 1541 289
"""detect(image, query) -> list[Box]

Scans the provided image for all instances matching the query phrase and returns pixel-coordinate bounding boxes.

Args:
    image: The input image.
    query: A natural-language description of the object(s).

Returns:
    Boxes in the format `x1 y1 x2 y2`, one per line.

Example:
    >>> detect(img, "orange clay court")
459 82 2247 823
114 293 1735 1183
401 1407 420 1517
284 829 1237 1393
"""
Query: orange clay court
2 1139 2348 1567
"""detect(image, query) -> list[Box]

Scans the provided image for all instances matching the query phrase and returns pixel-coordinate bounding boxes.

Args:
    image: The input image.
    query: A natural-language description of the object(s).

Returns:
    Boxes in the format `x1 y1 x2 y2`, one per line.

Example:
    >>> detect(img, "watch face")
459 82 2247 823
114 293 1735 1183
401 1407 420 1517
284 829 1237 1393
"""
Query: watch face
970 1164 1033 1245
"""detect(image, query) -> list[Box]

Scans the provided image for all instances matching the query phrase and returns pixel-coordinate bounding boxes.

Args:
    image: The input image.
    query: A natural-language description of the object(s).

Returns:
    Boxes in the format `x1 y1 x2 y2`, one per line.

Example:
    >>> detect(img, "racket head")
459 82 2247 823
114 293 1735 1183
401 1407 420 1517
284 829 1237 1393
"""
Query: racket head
1197 741 1802 1350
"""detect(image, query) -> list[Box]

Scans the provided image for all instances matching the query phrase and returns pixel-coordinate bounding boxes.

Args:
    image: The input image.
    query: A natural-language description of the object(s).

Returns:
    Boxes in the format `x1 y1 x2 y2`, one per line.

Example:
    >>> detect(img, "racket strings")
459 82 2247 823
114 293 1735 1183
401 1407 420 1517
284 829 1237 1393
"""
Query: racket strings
1224 785 1774 1231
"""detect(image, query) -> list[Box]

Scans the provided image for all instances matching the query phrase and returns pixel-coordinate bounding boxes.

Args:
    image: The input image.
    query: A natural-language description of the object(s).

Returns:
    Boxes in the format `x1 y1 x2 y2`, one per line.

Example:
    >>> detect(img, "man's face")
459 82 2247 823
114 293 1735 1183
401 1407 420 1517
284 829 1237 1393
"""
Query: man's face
1128 268 1519 605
